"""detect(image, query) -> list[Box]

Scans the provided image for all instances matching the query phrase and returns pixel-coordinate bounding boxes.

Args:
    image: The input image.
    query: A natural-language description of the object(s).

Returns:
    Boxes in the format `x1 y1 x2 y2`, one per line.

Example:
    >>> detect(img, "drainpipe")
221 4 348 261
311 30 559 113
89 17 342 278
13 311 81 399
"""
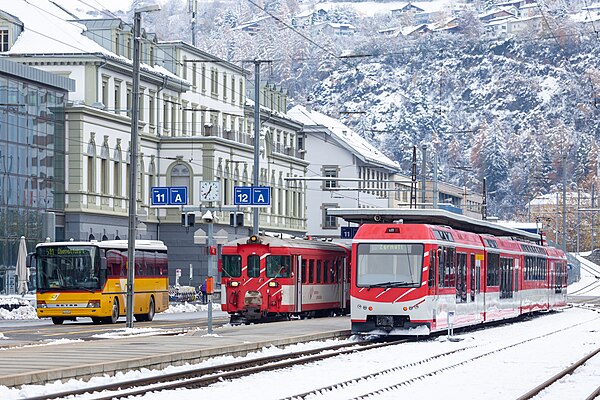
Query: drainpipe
156 75 168 240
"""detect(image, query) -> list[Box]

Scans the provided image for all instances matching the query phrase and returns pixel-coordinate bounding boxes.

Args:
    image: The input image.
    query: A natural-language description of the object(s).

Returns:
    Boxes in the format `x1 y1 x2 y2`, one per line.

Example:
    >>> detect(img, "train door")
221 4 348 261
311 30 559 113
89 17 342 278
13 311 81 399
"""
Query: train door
341 256 350 310
427 245 439 329
295 255 304 313
475 254 483 320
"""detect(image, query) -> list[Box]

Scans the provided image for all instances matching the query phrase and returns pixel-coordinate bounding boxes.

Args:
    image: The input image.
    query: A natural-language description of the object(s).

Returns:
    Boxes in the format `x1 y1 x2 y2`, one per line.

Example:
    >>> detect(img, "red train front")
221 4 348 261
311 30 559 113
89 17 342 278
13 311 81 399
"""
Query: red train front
351 223 568 336
221 234 350 324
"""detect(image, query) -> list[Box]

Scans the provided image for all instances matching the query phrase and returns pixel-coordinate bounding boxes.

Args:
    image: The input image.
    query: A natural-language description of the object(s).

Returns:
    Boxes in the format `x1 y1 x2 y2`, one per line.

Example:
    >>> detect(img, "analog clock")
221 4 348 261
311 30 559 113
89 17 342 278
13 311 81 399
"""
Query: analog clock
200 181 221 202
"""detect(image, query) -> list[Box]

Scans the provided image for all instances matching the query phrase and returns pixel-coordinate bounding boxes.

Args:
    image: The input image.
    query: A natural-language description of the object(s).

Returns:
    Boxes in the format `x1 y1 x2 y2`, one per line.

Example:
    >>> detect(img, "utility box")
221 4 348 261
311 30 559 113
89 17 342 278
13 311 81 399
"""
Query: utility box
229 212 244 227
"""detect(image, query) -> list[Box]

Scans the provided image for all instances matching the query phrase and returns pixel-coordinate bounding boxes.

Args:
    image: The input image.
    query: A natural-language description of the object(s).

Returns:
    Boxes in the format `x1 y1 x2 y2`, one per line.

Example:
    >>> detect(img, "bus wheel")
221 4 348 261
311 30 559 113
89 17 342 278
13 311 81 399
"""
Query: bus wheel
108 298 119 324
51 317 64 325
146 297 155 321
135 297 155 322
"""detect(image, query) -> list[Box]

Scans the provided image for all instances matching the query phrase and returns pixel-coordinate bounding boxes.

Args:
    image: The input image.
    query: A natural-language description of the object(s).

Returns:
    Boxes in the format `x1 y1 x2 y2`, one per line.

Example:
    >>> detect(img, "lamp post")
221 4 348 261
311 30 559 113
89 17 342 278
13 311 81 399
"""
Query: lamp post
126 3 160 329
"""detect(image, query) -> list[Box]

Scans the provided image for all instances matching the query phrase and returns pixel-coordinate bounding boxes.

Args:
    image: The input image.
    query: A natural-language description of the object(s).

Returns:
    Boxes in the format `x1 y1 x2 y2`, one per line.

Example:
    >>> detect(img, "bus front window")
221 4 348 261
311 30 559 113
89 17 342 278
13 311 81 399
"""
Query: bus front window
37 246 101 291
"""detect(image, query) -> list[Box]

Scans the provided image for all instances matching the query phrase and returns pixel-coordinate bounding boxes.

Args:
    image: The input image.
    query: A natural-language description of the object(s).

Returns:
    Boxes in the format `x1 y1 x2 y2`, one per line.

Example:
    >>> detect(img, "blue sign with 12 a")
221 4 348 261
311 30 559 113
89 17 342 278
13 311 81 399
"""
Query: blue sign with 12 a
151 186 188 206
234 186 271 206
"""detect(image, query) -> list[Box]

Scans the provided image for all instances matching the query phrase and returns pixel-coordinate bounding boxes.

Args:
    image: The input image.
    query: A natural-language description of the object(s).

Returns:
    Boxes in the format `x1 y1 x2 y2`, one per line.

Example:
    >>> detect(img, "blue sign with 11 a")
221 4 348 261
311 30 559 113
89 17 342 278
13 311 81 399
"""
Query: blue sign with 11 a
234 186 271 206
151 186 188 206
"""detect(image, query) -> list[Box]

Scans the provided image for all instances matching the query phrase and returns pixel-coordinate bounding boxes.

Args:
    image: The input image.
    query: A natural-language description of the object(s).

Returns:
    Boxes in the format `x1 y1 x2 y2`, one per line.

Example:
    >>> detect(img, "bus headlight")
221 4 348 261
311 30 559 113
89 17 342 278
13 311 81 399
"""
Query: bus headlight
87 300 100 308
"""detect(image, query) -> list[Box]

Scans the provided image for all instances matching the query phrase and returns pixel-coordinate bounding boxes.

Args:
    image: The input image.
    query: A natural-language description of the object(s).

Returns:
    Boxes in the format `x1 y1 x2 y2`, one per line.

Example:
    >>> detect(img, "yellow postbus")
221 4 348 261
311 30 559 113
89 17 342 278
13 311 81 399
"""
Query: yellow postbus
32 240 169 325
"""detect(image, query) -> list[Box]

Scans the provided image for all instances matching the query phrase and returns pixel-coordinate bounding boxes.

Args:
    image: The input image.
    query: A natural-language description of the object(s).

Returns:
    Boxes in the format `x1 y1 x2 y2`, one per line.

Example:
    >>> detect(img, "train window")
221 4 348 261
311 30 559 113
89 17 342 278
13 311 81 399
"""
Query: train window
456 253 467 303
486 252 499 286
499 257 513 298
309 260 314 283
428 249 436 288
355 243 424 288
266 256 291 278
324 260 330 283
316 260 322 283
514 258 519 292
222 255 242 278
247 255 260 278
301 259 307 284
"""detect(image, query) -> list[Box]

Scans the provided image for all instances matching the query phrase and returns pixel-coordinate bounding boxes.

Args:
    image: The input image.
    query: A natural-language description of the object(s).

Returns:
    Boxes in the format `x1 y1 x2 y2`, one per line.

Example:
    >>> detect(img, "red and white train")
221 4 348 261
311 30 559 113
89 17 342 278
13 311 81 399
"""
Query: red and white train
351 222 568 336
220 234 351 323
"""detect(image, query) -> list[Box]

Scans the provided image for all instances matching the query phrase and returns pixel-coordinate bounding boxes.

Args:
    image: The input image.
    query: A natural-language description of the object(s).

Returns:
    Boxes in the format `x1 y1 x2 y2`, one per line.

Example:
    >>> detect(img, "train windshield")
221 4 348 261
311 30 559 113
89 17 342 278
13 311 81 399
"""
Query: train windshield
356 243 424 288
36 245 101 291
222 255 242 277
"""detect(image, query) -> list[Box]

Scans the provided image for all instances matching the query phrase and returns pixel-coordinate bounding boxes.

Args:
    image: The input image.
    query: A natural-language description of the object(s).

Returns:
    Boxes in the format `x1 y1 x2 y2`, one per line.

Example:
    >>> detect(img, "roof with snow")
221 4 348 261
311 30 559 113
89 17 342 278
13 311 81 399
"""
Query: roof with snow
2 0 185 86
288 105 400 171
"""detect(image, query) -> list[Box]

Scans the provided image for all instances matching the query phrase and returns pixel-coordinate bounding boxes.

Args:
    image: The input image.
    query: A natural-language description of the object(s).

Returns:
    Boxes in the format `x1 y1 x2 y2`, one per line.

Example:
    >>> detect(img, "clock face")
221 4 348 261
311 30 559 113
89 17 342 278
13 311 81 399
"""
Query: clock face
200 181 221 202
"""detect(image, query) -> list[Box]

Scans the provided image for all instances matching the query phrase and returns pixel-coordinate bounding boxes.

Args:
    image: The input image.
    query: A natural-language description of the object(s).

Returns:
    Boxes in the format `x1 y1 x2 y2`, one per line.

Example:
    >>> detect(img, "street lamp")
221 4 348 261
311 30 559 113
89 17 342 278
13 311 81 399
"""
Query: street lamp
126 2 161 329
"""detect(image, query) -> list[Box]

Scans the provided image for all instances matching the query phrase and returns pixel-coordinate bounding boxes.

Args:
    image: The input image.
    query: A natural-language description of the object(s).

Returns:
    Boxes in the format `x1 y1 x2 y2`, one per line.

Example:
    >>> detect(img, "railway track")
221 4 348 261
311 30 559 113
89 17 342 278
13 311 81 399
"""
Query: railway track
515 347 600 400
282 313 600 399
23 337 404 400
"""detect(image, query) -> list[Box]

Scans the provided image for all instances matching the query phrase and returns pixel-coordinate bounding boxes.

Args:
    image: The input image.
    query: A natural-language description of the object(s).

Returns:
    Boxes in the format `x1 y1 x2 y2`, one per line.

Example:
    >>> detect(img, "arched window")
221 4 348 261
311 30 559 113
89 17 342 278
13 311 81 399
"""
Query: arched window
170 162 191 193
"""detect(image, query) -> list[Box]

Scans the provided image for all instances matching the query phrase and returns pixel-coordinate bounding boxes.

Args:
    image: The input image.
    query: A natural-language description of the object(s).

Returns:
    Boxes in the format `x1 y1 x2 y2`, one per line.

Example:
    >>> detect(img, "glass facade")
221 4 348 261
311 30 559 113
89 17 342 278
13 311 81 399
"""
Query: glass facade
0 72 67 294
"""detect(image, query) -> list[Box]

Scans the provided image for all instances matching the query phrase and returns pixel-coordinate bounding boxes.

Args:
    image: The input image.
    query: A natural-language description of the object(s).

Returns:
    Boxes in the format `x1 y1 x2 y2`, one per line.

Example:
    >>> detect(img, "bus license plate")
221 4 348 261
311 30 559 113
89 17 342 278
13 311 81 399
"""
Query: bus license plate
62 310 71 314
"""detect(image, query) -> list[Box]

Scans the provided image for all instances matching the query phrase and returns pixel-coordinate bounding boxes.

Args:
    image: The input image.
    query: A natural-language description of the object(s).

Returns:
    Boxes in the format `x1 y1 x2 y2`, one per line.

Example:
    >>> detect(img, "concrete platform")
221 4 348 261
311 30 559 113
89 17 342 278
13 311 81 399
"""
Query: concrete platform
0 316 351 388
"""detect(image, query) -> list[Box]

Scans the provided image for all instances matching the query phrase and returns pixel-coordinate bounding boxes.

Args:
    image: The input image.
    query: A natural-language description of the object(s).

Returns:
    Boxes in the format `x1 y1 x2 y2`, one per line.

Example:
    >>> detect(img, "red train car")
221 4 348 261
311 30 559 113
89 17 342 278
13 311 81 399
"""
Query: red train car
351 223 568 336
221 234 351 323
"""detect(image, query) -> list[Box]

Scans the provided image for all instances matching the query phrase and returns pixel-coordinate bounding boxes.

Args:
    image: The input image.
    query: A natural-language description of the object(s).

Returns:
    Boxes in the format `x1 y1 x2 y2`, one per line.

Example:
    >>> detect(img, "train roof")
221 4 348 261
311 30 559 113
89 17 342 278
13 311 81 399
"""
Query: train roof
328 208 541 242
224 235 350 252
35 240 167 251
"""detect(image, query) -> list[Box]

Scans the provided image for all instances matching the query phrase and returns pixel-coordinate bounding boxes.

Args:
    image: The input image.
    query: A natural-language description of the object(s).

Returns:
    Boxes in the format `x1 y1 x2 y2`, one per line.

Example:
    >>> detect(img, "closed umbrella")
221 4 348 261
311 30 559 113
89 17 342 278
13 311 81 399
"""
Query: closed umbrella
16 236 29 295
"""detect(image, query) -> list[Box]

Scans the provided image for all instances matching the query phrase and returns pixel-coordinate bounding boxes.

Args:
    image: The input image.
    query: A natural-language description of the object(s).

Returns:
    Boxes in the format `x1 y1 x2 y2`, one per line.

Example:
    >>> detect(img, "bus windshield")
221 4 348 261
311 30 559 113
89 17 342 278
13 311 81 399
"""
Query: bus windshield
36 246 101 291
356 243 423 288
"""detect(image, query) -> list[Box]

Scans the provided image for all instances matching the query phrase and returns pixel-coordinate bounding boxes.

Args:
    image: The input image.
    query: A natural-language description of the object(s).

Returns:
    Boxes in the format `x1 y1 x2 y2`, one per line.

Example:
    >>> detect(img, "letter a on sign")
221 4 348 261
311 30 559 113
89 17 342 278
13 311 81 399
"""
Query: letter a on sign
256 193 265 203
174 194 182 203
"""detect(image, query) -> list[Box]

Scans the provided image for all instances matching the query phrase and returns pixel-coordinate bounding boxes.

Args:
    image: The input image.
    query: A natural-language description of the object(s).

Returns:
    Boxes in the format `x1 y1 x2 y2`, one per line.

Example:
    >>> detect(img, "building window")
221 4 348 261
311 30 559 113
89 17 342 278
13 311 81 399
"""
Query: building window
148 91 156 126
101 76 109 109
113 161 121 196
192 63 197 88
223 72 227 100
322 204 338 229
201 64 206 91
114 80 121 115
231 76 235 103
170 163 191 192
323 166 338 189
0 28 8 52
126 85 132 118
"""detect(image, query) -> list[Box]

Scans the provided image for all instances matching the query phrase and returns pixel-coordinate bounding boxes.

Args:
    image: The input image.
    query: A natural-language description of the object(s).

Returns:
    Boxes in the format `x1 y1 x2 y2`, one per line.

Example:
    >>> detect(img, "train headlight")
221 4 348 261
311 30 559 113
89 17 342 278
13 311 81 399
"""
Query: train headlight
268 281 279 287
229 281 240 287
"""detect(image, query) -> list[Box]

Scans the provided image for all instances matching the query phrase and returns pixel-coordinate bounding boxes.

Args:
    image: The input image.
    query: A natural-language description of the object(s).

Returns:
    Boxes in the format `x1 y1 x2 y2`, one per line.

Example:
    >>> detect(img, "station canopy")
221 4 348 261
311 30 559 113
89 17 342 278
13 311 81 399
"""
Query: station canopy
327 208 541 242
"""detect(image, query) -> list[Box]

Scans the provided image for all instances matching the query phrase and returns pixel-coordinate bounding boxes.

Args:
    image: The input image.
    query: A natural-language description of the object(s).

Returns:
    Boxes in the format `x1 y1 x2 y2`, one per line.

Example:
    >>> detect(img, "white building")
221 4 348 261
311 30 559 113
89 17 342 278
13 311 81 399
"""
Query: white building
288 105 401 239
0 0 309 286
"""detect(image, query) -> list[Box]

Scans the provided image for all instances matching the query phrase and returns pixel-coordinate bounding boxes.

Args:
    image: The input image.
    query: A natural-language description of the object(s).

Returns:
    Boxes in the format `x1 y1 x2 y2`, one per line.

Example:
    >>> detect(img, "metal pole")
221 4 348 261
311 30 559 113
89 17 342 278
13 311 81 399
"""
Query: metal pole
433 153 438 209
562 154 567 251
253 60 260 235
190 0 197 46
592 183 595 252
207 219 214 334
555 192 559 244
126 11 142 329
421 144 427 209
577 189 580 254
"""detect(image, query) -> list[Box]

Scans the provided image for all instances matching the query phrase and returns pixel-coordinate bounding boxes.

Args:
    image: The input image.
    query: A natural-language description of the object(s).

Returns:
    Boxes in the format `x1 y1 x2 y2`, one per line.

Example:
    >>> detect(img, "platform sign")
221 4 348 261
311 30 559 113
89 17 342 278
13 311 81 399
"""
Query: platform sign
252 187 271 206
151 186 188 206
234 186 271 206
340 226 359 239
233 186 252 205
